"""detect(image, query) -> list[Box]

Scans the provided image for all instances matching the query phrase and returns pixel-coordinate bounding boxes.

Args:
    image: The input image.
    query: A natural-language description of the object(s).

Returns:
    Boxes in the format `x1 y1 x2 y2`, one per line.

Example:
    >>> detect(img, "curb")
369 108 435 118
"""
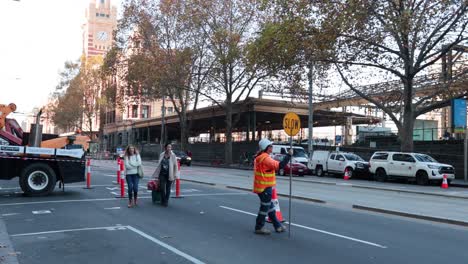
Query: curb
350 185 468 200
352 205 468 227
225 186 326 204
181 179 216 186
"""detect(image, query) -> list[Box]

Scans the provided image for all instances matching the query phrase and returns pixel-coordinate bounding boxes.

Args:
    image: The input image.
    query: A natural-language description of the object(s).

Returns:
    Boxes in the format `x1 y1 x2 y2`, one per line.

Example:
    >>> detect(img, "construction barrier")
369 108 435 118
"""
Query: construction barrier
174 159 183 198
116 177 126 198
267 187 285 223
116 158 121 184
83 158 92 189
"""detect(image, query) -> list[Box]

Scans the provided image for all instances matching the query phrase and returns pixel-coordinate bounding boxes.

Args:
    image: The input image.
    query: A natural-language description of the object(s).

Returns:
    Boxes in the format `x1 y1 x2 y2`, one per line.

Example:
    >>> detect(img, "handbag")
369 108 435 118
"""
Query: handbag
137 165 144 178
147 179 159 191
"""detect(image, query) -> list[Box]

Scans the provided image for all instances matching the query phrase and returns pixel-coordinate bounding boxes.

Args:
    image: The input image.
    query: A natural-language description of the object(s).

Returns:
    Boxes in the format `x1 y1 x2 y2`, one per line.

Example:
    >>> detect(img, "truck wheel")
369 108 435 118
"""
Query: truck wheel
375 168 387 182
315 166 324 177
20 163 57 196
416 171 429 186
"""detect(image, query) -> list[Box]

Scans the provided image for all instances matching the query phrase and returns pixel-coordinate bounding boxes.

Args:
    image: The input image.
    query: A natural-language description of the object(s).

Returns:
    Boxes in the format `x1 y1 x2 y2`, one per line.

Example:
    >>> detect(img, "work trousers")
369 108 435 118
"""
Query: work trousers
255 187 282 230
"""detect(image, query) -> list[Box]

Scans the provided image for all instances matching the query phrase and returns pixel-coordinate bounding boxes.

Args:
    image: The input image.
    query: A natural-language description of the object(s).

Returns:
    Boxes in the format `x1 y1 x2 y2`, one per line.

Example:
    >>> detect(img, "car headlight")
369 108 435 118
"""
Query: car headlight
187 157 191 160
428 165 441 169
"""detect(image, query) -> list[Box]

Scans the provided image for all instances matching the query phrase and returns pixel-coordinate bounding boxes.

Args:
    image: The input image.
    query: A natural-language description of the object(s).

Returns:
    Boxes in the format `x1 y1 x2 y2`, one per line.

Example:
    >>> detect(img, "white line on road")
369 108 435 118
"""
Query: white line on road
126 226 205 264
104 207 121 210
220 206 387 249
11 225 205 264
175 193 247 197
1 213 20 216
32 210 51 215
0 192 244 207
11 225 126 237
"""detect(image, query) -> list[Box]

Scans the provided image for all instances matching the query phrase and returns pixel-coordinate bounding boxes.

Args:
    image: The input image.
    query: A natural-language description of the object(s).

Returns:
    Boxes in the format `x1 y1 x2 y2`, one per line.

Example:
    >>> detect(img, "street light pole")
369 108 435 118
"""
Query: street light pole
307 62 314 160
160 92 166 153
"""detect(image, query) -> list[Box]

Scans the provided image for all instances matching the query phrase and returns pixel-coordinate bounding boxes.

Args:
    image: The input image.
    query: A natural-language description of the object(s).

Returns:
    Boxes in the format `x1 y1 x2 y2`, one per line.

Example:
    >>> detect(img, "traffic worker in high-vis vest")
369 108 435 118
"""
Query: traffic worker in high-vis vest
253 138 292 235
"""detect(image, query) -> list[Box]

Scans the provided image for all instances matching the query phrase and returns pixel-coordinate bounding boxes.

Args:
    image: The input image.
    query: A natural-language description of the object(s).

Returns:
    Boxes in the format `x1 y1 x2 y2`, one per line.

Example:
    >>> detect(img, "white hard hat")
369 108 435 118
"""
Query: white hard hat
258 138 272 151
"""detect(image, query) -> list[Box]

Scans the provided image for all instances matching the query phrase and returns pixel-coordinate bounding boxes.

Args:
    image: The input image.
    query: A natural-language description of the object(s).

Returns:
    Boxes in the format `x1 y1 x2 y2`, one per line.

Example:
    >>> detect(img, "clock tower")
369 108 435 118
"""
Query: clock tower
82 0 117 58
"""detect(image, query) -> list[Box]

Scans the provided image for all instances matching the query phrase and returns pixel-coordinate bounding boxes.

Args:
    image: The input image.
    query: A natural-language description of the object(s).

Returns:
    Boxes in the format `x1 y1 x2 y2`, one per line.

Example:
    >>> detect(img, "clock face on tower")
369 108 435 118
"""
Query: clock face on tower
97 31 108 41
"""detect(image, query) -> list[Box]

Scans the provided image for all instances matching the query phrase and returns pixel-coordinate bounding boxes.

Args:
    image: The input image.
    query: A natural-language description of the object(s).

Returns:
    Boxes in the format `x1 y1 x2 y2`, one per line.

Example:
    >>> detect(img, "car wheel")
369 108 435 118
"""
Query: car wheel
315 166 324 177
279 168 285 176
346 167 354 178
19 163 57 196
375 168 387 182
416 171 429 186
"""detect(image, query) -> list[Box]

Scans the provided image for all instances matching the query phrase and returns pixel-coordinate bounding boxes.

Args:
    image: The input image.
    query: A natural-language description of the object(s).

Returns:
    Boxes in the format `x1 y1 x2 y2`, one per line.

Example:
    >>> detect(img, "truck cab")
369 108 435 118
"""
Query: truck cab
309 150 369 178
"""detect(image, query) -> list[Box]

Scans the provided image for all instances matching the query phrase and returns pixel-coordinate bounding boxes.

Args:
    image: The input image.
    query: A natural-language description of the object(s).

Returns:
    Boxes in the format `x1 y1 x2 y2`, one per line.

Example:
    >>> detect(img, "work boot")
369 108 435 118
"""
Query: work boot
128 199 133 208
275 226 287 233
254 228 271 235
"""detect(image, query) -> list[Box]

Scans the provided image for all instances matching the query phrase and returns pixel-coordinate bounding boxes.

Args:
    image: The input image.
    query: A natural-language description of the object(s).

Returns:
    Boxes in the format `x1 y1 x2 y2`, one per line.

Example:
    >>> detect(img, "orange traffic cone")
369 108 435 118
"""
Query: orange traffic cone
267 187 285 223
343 168 350 180
441 174 449 189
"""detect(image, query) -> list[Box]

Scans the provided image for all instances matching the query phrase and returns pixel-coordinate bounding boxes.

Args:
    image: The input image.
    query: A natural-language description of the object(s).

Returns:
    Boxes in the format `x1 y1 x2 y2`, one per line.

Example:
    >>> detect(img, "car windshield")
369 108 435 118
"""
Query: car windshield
293 148 308 158
344 154 364 161
414 154 437 163
273 155 285 161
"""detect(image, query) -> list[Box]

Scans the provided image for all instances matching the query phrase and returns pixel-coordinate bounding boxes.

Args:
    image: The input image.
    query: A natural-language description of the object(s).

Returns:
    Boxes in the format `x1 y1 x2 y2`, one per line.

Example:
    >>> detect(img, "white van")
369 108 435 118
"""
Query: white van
271 145 309 166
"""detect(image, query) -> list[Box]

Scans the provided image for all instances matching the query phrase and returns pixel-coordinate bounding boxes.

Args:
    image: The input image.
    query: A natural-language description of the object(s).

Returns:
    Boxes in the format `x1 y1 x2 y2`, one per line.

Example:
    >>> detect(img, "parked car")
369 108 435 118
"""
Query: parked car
272 154 309 176
173 150 192 166
271 145 309 167
369 152 455 185
308 150 370 179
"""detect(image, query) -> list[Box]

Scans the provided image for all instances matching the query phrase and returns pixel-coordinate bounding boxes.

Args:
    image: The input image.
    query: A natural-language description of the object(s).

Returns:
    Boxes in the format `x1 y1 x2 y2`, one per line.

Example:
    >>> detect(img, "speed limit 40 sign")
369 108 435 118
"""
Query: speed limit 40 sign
283 112 301 136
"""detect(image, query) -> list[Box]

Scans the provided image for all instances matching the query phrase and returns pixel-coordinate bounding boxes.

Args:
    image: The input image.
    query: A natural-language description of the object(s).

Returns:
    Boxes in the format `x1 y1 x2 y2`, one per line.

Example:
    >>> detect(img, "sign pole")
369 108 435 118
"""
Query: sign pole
288 136 293 238
283 112 301 239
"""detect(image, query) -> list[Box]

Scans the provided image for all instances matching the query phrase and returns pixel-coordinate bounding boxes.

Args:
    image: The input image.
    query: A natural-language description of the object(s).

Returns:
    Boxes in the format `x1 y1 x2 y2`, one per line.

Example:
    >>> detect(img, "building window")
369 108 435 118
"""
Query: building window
141 105 150 119
101 0 105 3
132 105 138 118
167 107 173 113
106 15 110 18
96 13 99 17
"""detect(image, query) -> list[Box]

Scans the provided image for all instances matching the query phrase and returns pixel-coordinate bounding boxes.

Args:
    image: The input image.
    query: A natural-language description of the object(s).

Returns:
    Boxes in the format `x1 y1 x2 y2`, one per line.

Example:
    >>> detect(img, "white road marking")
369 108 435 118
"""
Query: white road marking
0 192 245 207
2 213 20 216
220 206 387 249
106 187 120 191
11 225 205 264
32 210 51 215
126 226 205 264
10 225 125 237
177 193 247 197
104 207 121 210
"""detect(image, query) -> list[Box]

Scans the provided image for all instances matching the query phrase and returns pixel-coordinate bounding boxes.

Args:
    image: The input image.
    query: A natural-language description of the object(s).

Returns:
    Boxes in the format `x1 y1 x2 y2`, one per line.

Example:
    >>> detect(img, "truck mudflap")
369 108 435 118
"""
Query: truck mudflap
56 158 86 184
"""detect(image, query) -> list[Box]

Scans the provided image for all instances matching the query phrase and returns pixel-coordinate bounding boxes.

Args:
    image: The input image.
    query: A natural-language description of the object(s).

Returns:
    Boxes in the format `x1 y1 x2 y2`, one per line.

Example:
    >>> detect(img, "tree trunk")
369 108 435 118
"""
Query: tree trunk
400 76 415 152
400 115 414 152
224 104 233 164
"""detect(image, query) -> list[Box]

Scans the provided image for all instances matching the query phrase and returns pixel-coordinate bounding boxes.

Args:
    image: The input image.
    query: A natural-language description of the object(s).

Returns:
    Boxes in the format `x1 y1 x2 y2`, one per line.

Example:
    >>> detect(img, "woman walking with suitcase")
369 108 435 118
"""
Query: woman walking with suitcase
152 143 178 207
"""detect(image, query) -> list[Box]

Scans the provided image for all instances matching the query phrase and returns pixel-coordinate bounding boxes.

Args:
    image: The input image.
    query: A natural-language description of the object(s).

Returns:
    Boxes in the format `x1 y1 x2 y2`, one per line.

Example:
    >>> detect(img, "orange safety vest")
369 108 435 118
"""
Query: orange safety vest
253 153 279 193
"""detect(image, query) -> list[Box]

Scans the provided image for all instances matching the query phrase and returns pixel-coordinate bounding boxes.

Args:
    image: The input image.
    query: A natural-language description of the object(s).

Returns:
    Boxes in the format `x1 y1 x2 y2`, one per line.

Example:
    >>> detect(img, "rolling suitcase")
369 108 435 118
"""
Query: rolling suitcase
147 180 161 204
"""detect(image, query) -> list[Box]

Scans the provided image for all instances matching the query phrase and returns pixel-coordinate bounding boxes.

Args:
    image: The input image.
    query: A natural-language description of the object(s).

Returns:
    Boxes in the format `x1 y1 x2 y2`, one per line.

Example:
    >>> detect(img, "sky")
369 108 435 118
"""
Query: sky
0 0 122 122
